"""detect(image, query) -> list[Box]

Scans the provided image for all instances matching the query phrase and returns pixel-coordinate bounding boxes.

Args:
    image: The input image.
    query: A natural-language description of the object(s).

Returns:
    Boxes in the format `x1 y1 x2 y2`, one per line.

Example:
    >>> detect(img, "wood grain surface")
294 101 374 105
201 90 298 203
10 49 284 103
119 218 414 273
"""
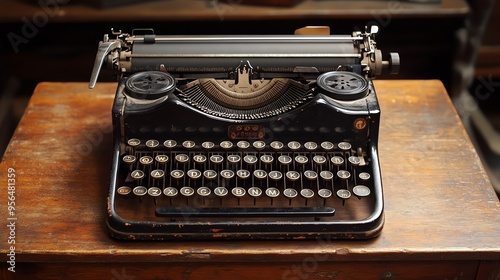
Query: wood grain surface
0 0 469 23
0 81 499 278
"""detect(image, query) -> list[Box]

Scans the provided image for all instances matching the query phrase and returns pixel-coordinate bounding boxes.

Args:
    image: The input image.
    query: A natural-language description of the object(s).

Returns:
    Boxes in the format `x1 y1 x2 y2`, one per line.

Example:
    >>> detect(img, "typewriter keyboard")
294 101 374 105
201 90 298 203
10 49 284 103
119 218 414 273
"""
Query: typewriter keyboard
115 138 376 219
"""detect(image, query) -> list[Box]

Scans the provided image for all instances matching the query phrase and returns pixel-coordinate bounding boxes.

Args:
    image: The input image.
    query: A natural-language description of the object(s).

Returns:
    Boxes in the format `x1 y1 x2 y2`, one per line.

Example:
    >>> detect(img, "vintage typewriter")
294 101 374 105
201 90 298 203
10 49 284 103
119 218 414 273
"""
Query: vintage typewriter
89 26 399 240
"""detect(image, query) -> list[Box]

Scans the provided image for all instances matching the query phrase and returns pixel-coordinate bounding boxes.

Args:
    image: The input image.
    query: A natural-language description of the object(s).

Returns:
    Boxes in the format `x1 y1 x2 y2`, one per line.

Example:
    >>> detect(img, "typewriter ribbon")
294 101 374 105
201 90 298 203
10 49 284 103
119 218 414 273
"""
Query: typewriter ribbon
89 26 399 240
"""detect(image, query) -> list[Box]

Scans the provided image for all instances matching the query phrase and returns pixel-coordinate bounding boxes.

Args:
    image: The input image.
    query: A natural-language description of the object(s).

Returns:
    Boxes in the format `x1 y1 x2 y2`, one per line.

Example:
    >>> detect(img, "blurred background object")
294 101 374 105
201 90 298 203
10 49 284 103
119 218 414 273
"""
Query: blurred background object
451 0 500 194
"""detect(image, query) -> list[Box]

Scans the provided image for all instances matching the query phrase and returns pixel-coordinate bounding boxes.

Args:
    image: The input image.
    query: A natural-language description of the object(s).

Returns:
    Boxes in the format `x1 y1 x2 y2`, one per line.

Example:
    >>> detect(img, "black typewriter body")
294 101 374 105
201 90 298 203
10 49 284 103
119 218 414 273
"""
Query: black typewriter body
90 26 399 240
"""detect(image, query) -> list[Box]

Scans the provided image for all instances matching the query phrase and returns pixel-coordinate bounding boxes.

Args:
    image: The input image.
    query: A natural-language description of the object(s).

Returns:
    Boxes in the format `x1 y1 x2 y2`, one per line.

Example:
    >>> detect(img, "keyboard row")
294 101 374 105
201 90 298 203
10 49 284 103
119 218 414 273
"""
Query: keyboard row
128 168 371 182
126 138 355 152
123 153 366 168
116 184 371 200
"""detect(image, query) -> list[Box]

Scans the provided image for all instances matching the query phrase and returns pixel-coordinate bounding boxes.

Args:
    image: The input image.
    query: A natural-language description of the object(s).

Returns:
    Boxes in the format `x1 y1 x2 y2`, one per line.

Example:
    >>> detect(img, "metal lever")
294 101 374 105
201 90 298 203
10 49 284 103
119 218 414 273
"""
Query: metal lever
88 40 121 89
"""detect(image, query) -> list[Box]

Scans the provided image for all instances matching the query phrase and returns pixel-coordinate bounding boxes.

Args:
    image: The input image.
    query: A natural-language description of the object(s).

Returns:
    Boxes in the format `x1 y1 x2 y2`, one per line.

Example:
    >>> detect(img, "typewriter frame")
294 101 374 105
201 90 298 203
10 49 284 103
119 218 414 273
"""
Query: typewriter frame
106 75 384 240
91 27 397 240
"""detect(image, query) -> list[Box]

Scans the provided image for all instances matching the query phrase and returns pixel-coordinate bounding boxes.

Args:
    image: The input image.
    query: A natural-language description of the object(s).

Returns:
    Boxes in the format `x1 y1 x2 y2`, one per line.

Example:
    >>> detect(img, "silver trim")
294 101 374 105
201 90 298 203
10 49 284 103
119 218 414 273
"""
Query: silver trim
129 53 361 58
126 36 362 42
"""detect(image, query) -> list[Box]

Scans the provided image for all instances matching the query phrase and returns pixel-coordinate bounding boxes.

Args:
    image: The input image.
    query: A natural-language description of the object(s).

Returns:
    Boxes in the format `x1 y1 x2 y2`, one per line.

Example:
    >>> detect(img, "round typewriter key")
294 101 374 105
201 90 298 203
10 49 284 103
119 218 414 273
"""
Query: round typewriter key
236 141 250 149
253 140 266 150
270 141 284 150
254 169 267 180
139 156 154 165
248 187 263 197
283 188 298 198
337 170 351 180
286 171 300 181
170 170 184 179
337 189 351 199
359 172 371 181
300 188 314 199
187 169 202 180
127 138 141 147
214 187 229 197
320 170 334 180
304 142 318 150
203 170 217 180
295 155 308 165
210 155 224 164
243 155 258 165
287 141 301 150
304 170 318 180
220 169 235 180
269 171 283 181
133 186 147 196
130 170 145 180
163 187 178 197
353 185 371 197
193 154 207 164
182 140 196 149
180 186 195 197
320 141 334 150
236 169 251 180
227 154 241 164
265 187 280 198
318 189 333 198
122 155 136 164
313 155 327 165
348 156 361 166
197 186 211 197
117 186 132 195
232 187 246 197
146 139 159 148
150 169 165 179
330 156 344 166
163 140 177 148
220 140 233 149
260 154 274 164
202 141 215 149
278 155 292 165
175 154 189 164
155 155 169 163
148 187 162 197
338 142 352 151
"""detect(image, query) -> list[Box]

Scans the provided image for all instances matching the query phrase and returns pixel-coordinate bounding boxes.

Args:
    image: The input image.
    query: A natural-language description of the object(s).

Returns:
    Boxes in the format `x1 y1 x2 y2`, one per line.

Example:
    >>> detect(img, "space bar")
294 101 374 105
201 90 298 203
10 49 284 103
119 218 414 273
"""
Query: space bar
155 207 335 217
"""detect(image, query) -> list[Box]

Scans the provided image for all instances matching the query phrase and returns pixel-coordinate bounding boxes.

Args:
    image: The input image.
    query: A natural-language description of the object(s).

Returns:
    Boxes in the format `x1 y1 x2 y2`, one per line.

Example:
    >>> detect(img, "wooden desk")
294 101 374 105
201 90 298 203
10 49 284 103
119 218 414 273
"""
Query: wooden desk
1 81 500 279
0 0 469 22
